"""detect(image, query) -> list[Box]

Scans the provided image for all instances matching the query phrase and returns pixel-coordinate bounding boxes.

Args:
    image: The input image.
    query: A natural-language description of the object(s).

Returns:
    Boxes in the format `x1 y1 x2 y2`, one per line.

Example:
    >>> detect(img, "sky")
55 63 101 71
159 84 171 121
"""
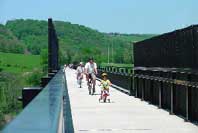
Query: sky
0 0 197 34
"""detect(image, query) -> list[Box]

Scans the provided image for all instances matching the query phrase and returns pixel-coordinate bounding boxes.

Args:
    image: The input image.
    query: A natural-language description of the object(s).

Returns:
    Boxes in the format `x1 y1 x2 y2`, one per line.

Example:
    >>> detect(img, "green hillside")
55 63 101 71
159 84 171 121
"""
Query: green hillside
0 52 41 73
2 19 155 64
0 24 25 54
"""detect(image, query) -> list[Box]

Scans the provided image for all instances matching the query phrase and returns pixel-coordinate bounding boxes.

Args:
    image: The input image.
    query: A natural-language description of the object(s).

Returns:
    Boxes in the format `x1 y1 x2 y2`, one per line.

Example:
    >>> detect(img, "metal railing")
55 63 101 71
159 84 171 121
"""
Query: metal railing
132 25 198 123
97 66 198 123
97 66 134 95
134 25 198 68
2 70 66 133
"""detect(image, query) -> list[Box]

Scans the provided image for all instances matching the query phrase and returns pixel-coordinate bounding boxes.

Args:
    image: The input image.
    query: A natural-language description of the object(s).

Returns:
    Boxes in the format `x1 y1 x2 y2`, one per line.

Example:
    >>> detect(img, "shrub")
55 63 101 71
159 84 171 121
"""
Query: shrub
25 69 43 86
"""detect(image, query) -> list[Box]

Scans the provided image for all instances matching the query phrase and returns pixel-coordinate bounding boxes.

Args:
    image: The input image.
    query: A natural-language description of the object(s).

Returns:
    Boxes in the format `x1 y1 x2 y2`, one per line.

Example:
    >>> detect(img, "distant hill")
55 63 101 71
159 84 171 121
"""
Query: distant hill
5 19 48 55
0 24 25 54
0 19 156 64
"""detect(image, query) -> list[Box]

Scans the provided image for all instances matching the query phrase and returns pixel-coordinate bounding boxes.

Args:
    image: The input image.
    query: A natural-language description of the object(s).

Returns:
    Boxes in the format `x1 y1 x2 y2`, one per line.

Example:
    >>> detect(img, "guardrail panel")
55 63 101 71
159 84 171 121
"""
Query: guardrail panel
3 70 65 133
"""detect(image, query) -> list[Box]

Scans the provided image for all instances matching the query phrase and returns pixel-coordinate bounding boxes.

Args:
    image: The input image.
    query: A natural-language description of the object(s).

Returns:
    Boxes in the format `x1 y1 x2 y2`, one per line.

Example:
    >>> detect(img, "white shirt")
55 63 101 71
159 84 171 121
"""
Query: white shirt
76 66 84 74
85 62 97 74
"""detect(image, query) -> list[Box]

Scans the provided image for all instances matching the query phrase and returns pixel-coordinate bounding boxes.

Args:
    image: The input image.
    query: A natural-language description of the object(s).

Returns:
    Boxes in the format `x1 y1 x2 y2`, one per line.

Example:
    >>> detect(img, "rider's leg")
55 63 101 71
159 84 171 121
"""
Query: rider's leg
86 74 89 86
77 73 80 86
92 74 96 93
93 80 96 92
88 74 92 87
100 90 103 100
79 77 82 88
79 74 83 88
87 74 92 94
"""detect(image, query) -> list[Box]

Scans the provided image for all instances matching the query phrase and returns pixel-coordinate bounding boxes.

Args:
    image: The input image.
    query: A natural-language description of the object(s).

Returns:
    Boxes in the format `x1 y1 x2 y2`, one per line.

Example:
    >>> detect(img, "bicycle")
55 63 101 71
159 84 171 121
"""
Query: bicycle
77 75 83 88
99 89 110 103
87 74 95 95
87 77 93 95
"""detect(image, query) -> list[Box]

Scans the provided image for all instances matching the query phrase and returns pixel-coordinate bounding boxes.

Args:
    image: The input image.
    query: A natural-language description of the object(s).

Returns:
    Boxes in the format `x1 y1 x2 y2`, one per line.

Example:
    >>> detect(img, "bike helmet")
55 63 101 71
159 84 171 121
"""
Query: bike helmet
102 73 108 77
89 57 94 61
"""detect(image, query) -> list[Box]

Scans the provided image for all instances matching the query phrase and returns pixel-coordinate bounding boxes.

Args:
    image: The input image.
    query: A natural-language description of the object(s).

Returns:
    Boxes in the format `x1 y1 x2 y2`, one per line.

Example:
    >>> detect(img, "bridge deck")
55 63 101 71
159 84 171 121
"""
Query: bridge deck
65 68 198 133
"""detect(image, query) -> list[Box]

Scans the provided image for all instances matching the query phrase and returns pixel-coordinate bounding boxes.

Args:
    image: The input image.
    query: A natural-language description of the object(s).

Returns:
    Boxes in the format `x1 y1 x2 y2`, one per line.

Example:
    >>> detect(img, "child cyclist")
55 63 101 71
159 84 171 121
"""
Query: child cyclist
99 73 112 102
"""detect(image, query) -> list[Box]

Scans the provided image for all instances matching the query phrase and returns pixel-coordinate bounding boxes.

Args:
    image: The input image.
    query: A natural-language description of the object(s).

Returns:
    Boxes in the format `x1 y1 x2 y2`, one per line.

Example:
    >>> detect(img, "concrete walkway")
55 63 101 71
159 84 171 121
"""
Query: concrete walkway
65 68 198 133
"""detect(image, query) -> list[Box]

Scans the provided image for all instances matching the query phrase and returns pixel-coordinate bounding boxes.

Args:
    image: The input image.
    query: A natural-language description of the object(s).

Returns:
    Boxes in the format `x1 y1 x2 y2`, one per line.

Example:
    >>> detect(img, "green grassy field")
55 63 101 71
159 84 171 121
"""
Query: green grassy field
0 52 41 73
100 63 133 67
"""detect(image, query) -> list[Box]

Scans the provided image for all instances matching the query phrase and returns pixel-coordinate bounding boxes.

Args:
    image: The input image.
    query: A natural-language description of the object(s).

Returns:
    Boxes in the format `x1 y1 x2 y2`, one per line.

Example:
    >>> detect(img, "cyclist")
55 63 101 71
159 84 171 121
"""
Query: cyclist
76 62 84 88
99 73 111 102
85 57 98 95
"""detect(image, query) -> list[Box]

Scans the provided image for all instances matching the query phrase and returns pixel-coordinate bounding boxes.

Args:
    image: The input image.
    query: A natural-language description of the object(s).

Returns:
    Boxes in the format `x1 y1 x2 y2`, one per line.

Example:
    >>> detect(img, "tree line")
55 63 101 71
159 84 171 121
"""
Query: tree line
0 19 155 64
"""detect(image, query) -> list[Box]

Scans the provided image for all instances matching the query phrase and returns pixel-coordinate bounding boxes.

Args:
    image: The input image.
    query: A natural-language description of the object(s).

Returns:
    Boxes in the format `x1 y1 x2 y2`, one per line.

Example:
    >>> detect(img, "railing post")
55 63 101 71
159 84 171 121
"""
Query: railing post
159 71 162 108
158 82 161 108
185 73 191 121
115 67 118 73
120 68 124 74
141 74 145 101
134 69 138 98
109 67 112 72
135 77 138 98
170 71 176 115
149 70 153 103
185 86 189 121
170 82 174 114
141 79 144 101
130 69 134 96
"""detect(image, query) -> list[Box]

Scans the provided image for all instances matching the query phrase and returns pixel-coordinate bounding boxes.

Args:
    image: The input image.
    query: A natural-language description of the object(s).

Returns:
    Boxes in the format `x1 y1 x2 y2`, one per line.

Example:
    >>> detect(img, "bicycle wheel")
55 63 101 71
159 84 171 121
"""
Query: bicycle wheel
88 83 91 95
79 79 82 88
103 96 107 102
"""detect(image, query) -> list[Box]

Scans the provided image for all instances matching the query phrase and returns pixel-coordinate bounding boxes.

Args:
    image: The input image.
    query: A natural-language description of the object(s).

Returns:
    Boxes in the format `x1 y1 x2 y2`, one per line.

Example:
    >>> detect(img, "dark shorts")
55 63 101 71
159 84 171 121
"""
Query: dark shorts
88 73 96 81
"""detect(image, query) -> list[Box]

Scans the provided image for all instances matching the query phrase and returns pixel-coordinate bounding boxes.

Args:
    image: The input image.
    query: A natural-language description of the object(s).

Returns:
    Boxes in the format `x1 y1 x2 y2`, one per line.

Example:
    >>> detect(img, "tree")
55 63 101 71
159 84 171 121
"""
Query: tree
40 49 48 73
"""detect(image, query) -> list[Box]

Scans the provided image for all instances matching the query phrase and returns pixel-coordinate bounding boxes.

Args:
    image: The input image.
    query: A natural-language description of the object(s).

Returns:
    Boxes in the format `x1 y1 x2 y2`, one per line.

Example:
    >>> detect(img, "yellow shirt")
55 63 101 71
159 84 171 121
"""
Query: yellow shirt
101 79 111 90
